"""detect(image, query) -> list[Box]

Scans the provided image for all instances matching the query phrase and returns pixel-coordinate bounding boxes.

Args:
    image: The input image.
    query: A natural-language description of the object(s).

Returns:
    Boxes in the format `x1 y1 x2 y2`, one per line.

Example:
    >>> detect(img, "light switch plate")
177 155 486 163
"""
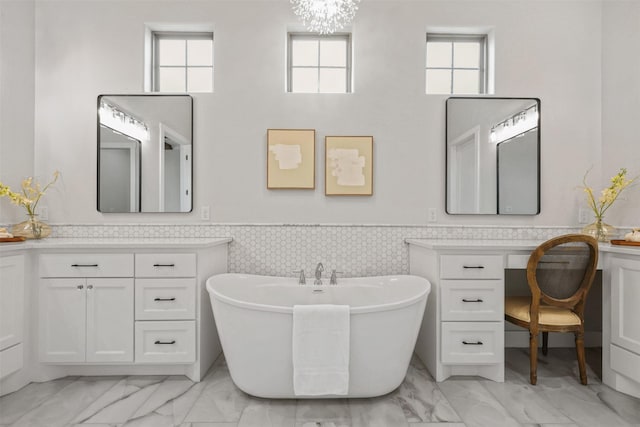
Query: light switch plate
200 206 210 221
39 206 49 221
428 208 437 223
578 208 590 224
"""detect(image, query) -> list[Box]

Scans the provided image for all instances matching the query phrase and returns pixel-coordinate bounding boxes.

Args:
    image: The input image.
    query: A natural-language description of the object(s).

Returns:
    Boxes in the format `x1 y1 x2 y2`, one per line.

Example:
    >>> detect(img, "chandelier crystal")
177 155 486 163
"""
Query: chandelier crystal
291 0 361 34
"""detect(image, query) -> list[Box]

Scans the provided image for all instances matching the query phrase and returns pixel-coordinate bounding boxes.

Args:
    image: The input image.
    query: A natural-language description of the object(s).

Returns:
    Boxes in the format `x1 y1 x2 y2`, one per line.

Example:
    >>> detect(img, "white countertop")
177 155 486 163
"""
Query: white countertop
0 237 233 253
405 238 640 256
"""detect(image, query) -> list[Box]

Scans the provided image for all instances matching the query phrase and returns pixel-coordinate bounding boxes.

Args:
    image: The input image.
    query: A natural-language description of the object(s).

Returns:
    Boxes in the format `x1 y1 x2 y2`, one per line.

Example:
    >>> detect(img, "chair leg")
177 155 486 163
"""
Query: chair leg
529 332 538 385
575 331 587 385
542 331 549 356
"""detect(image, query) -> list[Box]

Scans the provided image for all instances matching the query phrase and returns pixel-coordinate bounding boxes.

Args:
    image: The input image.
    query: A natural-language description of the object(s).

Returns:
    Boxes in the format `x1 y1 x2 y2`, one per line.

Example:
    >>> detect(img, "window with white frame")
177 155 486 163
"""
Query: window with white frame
288 33 351 93
425 34 487 94
152 32 213 93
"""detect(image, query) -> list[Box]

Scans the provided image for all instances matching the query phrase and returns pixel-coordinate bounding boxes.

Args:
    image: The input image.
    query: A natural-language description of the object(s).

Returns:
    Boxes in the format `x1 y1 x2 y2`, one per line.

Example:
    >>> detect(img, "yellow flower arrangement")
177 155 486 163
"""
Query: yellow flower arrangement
0 171 59 238
582 167 635 221
0 171 59 217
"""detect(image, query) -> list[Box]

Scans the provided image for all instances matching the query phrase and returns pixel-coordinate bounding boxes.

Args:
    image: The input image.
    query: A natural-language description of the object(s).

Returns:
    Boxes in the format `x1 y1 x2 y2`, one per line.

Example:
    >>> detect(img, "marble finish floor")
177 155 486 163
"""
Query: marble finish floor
1 348 639 427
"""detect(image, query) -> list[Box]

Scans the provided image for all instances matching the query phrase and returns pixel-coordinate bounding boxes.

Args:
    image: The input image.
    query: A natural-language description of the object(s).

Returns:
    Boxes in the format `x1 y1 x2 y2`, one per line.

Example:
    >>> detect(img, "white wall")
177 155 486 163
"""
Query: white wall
164 149 181 211
4 0 635 226
601 0 640 226
498 131 538 214
0 1 35 224
99 148 133 212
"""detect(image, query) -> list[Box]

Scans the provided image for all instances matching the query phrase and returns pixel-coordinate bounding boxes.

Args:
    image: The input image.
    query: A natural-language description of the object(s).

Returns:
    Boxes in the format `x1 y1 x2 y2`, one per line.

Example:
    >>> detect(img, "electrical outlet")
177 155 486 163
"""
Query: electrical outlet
578 208 590 224
40 206 49 221
428 208 437 223
200 206 210 221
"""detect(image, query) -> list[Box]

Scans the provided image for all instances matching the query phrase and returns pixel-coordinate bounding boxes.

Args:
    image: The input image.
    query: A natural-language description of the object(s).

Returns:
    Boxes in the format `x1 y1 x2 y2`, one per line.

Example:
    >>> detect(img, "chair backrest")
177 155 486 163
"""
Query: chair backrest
527 234 598 320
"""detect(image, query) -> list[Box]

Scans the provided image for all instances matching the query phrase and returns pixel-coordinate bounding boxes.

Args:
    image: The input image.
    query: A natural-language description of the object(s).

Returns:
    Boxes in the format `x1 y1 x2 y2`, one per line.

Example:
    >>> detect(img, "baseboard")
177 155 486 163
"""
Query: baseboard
505 330 602 348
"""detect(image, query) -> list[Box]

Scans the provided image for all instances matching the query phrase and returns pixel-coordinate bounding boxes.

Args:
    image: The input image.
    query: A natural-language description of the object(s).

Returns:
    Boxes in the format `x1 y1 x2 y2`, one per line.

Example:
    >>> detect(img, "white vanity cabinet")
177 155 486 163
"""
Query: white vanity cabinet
603 253 640 399
408 239 640 398
409 243 506 382
38 254 134 363
0 254 25 380
0 238 230 395
134 253 196 363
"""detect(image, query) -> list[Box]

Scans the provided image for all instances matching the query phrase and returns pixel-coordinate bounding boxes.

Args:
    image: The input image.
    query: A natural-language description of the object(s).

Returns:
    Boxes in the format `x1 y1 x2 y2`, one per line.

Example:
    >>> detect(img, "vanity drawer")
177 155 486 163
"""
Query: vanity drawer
135 254 196 278
135 321 195 363
135 279 196 320
39 254 134 278
441 280 503 321
610 344 640 383
441 322 503 364
440 255 504 279
0 343 23 380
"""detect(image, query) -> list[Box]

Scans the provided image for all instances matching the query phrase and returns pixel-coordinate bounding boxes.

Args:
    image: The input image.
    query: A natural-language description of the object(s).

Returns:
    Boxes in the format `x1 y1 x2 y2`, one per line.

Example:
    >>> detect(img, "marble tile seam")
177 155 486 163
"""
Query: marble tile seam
4 376 86 426
123 382 198 425
588 384 640 425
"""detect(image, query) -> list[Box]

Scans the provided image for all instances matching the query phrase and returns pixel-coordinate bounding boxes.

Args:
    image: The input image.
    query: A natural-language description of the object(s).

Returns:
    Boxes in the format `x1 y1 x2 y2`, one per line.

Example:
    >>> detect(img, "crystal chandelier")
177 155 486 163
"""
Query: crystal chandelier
291 0 361 34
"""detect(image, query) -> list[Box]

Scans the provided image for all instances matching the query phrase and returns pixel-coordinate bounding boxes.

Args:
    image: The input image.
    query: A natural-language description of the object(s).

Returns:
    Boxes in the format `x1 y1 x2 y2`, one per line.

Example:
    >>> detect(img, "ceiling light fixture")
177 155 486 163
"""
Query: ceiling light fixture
291 0 361 34
99 101 149 141
489 104 539 144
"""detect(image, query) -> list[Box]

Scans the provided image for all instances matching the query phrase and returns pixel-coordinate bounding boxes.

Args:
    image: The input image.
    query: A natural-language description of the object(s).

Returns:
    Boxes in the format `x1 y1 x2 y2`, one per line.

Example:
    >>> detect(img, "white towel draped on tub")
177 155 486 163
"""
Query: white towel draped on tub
292 304 350 396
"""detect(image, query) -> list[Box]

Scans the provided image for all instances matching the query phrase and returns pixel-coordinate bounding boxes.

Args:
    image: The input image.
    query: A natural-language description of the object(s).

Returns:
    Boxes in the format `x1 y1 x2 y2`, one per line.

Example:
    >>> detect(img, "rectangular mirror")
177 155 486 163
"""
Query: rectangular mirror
97 94 193 213
446 97 540 215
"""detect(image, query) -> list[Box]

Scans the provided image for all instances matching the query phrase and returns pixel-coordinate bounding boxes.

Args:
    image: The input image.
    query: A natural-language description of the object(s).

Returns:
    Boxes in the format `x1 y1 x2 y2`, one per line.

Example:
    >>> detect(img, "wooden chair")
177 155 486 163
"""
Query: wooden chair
505 234 599 385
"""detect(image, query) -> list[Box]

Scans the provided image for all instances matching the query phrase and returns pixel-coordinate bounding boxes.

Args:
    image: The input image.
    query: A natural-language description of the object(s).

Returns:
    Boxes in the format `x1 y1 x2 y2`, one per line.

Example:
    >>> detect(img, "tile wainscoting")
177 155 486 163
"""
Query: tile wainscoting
44 224 582 277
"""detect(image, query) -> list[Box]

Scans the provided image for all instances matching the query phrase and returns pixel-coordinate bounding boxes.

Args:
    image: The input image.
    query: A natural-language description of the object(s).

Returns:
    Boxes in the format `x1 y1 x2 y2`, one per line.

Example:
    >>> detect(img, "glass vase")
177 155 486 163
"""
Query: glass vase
581 218 616 242
11 214 51 239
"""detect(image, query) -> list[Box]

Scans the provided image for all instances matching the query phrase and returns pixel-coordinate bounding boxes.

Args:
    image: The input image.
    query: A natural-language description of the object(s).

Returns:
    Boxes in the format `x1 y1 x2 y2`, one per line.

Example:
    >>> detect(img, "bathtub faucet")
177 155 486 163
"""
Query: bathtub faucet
314 262 324 285
330 269 343 285
293 269 306 285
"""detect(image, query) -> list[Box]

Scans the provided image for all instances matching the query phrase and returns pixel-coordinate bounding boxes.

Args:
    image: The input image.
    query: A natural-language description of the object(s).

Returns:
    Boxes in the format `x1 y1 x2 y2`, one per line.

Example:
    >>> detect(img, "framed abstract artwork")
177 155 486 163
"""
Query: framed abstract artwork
267 129 315 189
325 136 373 196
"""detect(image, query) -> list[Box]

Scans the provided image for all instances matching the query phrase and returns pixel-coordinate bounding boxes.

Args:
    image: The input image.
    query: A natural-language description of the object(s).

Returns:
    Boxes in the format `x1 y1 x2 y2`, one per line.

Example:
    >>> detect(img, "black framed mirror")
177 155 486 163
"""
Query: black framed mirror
97 94 193 213
446 97 540 215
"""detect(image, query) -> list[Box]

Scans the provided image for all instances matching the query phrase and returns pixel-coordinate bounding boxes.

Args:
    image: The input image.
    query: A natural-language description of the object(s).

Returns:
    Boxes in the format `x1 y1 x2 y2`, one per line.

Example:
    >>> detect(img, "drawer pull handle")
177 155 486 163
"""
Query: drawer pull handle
154 340 176 345
71 264 98 267
462 340 484 345
462 265 484 269
462 298 484 303
153 264 175 267
154 297 176 302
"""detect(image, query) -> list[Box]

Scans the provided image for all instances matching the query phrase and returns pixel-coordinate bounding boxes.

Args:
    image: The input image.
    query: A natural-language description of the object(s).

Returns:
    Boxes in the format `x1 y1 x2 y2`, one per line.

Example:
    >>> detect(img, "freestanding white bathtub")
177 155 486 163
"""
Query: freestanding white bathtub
206 273 431 398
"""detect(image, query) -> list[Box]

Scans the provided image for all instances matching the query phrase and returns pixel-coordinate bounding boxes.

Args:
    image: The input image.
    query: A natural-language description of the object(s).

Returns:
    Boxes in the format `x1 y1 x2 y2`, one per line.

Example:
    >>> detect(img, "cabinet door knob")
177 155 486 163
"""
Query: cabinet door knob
77 285 84 290
87 285 94 290
154 340 176 345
